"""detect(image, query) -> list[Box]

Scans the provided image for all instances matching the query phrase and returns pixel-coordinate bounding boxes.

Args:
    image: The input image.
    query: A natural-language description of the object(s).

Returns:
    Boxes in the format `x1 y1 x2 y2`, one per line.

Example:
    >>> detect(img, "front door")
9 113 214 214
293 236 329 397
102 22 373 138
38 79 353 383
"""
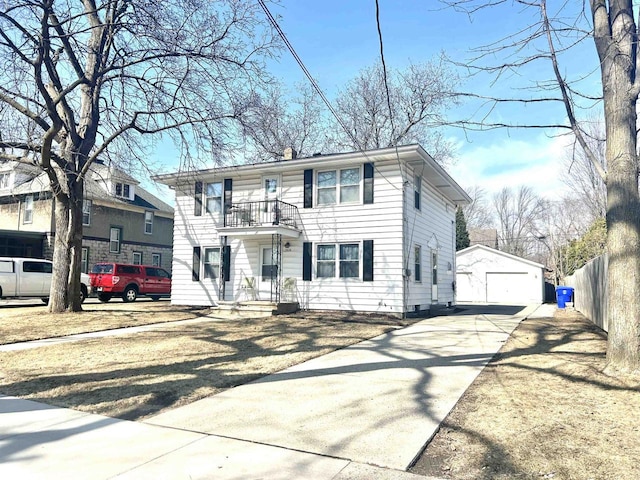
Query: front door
259 245 277 300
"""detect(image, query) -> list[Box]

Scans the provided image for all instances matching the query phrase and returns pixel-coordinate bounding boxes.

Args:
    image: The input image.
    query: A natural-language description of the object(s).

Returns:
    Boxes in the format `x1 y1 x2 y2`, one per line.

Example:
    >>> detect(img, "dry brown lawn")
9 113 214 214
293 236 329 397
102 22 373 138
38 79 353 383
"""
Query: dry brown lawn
410 308 640 480
0 300 211 344
0 303 411 421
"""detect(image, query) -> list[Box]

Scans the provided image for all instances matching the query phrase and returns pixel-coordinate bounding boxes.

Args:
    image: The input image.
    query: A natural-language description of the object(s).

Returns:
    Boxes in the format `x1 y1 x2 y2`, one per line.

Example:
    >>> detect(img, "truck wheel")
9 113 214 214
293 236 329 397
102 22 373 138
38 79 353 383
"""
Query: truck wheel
122 285 138 303
80 285 88 303
98 293 112 302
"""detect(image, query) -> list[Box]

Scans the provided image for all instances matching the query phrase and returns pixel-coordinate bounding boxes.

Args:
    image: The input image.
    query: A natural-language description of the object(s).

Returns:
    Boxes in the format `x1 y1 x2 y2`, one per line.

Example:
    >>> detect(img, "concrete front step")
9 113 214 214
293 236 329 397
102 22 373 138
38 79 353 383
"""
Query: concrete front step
214 301 299 315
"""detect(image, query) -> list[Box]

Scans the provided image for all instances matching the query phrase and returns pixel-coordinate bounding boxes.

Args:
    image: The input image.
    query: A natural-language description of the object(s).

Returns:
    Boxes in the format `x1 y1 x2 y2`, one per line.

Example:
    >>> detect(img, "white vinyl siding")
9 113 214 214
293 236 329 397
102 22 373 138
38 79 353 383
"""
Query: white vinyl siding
167 153 460 314
405 164 458 309
168 158 406 312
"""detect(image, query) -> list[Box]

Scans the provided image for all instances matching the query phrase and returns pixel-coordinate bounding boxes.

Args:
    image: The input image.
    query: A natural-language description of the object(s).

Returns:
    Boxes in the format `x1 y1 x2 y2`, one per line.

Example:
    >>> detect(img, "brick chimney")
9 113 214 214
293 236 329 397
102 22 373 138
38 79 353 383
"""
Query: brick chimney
283 147 297 160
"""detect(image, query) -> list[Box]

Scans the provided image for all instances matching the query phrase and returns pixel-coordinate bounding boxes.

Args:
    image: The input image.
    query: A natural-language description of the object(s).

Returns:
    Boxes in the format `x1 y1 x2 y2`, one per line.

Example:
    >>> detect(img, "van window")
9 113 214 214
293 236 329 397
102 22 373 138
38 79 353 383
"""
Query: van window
0 260 14 273
92 264 114 274
23 261 52 273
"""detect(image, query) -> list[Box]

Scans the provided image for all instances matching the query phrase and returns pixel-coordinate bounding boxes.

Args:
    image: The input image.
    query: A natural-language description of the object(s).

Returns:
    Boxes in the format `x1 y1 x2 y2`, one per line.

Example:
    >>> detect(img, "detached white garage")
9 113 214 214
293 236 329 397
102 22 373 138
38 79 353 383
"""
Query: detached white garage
456 245 544 304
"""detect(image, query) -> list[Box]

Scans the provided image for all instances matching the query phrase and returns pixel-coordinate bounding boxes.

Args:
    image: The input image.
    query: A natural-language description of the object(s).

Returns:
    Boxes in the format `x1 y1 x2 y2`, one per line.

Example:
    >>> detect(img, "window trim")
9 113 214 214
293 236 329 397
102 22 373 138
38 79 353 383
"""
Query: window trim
316 166 362 206
316 244 336 278
82 199 92 226
23 194 34 224
109 227 122 253
81 247 89 274
315 242 361 279
205 181 223 214
144 210 154 235
0 172 11 189
203 246 221 280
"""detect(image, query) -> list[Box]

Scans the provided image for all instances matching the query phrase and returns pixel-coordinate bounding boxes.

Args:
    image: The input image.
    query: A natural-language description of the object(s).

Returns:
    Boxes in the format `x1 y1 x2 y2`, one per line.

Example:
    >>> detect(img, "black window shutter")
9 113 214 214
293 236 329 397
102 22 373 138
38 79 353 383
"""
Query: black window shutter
222 245 231 282
192 246 201 281
303 169 313 208
363 240 374 282
223 179 233 214
364 163 374 204
303 242 312 281
194 181 203 216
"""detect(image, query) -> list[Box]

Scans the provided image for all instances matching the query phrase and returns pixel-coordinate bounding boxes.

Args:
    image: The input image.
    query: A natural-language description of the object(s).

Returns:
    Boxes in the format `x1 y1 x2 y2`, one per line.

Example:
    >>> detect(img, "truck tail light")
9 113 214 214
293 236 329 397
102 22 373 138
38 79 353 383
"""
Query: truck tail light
112 276 120 285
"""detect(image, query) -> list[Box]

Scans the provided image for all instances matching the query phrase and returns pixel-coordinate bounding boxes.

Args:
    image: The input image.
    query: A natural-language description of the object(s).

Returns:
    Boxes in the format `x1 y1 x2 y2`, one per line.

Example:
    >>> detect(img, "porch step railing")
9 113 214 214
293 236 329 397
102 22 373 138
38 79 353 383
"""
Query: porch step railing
224 200 300 229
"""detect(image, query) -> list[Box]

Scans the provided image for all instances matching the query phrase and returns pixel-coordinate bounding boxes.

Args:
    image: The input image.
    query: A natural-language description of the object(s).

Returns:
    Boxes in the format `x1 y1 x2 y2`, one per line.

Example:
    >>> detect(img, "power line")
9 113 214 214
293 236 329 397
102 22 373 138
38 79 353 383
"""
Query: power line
256 0 400 190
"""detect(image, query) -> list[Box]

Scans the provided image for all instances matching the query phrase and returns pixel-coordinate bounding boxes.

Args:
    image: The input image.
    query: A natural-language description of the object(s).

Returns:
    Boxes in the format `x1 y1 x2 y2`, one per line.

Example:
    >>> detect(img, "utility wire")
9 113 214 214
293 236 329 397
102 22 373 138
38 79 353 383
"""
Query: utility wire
257 0 400 190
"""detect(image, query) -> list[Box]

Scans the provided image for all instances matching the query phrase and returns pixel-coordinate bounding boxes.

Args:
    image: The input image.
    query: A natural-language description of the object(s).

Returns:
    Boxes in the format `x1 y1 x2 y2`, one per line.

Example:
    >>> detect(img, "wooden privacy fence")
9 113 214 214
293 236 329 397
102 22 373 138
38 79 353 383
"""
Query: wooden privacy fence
564 254 608 332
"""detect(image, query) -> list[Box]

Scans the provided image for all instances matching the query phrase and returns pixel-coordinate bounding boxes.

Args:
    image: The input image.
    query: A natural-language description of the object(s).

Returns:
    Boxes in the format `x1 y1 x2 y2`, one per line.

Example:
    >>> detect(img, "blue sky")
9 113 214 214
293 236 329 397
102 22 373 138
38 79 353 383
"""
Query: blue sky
150 1 601 201
261 0 600 198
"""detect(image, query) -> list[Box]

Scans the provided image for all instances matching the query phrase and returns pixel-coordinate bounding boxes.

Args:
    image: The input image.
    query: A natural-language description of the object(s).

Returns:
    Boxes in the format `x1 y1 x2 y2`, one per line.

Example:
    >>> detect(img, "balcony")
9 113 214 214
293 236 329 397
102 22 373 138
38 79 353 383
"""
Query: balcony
220 200 301 238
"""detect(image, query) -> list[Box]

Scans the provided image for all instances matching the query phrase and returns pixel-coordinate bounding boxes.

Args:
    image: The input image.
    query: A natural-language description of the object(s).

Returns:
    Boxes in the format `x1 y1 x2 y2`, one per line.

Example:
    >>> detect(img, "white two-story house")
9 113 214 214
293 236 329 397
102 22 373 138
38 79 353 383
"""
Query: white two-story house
154 144 470 316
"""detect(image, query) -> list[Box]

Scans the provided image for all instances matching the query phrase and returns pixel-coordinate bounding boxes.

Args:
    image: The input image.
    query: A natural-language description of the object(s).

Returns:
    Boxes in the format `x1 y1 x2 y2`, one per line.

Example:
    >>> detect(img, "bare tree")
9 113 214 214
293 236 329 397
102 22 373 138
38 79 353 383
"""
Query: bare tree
463 185 494 229
563 118 607 223
493 186 545 258
0 1 277 312
331 59 459 165
445 0 640 374
240 82 330 162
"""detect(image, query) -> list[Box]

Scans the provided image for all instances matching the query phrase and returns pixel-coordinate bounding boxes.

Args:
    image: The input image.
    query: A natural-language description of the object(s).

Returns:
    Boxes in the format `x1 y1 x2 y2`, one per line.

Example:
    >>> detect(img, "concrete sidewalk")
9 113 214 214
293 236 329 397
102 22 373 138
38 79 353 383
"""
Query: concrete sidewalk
0 304 552 479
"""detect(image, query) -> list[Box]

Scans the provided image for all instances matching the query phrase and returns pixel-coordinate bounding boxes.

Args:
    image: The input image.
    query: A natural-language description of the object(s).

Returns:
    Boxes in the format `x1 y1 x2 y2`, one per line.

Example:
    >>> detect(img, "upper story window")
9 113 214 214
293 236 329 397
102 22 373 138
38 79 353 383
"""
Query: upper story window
110 227 122 253
82 199 92 226
205 182 222 214
0 172 10 189
23 195 33 224
115 182 131 199
317 167 361 206
414 175 422 211
144 211 154 234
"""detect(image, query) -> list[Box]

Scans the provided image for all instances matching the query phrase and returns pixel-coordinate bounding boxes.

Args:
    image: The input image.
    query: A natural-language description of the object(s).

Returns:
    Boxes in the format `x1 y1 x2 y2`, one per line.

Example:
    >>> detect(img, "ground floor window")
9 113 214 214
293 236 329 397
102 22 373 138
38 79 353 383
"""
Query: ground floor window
152 253 161 267
204 247 220 279
133 251 142 265
316 243 359 279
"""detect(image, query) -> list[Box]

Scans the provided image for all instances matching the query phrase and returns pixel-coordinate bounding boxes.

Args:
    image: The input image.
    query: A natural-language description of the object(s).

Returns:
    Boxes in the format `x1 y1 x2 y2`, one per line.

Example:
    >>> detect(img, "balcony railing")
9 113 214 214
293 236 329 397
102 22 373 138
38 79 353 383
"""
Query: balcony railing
224 200 300 229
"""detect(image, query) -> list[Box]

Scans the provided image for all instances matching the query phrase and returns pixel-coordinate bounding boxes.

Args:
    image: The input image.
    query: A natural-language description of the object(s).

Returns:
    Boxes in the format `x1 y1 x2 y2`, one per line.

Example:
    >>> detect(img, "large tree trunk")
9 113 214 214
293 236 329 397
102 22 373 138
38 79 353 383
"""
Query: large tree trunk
597 1 640 373
604 93 640 373
48 169 84 313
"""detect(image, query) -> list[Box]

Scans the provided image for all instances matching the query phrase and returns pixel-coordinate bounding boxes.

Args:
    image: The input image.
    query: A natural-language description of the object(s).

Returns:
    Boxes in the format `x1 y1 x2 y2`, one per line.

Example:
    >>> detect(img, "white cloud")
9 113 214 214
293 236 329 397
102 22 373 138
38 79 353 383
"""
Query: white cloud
448 133 574 199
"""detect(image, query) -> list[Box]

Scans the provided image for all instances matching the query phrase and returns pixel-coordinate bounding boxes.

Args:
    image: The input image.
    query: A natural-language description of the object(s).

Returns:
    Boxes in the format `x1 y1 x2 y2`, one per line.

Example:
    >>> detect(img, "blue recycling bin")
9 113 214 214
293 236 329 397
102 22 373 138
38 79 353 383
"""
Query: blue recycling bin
555 286 574 308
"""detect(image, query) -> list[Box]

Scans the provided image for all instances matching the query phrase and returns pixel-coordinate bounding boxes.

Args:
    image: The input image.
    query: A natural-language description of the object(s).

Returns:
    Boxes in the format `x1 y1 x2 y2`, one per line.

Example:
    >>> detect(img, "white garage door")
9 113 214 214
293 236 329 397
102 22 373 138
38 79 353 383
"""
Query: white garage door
486 272 530 304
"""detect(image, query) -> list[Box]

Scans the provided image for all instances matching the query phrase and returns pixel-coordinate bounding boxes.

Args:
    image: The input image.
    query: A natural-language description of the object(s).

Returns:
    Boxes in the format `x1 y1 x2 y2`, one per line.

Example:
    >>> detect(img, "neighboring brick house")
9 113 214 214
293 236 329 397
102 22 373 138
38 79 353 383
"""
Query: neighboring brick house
154 144 470 316
0 160 174 273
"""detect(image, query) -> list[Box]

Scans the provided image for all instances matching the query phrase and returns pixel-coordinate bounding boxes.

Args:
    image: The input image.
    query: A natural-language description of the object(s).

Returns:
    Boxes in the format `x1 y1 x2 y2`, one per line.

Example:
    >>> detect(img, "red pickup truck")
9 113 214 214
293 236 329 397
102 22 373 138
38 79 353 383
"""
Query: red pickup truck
89 263 171 302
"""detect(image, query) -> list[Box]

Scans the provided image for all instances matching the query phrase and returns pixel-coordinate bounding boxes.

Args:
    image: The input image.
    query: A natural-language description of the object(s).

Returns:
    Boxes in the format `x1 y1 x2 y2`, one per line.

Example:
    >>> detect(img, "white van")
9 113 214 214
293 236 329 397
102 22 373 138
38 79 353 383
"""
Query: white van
0 257 90 303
